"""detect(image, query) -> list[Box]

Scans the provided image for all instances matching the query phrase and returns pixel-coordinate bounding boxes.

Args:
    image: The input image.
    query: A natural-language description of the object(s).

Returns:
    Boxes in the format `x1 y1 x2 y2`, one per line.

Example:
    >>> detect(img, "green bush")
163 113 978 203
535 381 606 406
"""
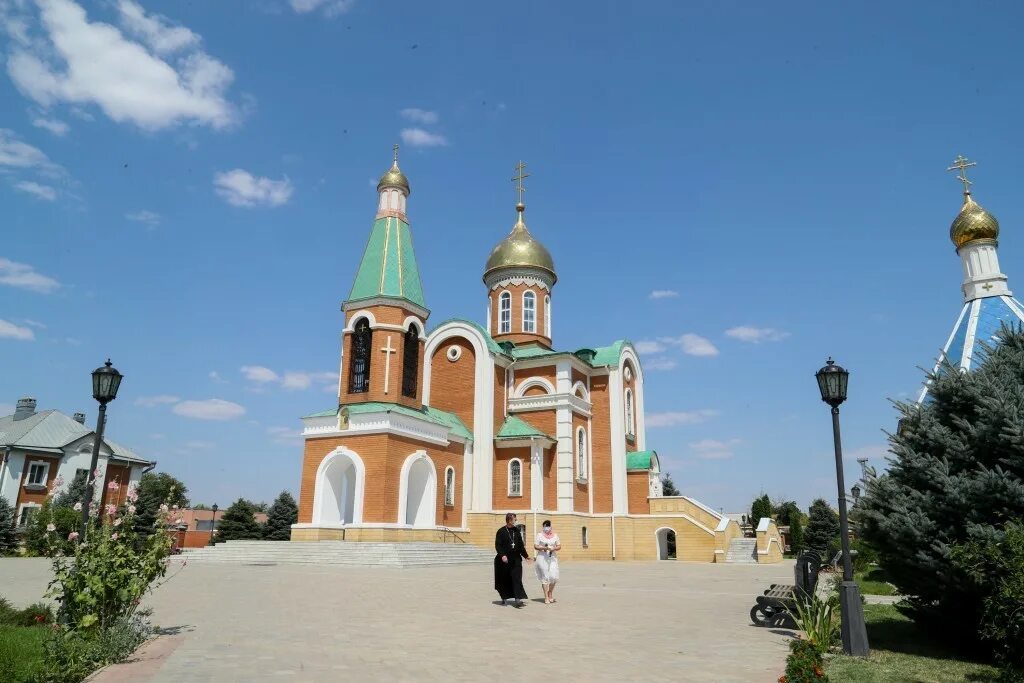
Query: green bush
262 491 298 541
24 501 80 557
0 598 55 627
781 638 828 682
851 539 878 574
793 594 839 654
0 497 17 555
39 612 153 683
804 499 840 563
215 499 262 542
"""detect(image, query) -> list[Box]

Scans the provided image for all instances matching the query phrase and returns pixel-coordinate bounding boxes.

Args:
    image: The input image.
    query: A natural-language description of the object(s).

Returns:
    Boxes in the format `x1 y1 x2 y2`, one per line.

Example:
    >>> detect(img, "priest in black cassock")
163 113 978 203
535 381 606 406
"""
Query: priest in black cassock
494 512 530 607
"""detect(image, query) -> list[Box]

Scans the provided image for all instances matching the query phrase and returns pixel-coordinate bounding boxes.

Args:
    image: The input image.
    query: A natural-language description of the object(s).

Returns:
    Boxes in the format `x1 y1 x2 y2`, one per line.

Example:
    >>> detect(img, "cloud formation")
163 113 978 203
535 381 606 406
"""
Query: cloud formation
134 394 180 407
725 326 790 343
241 365 337 391
649 290 679 299
0 129 62 175
662 333 719 357
644 357 678 371
400 108 439 125
0 319 35 341
31 116 69 135
400 128 447 147
0 258 60 293
689 438 740 460
289 0 355 16
125 210 161 228
14 180 56 200
172 398 246 420
646 409 718 428
4 0 237 131
214 169 293 207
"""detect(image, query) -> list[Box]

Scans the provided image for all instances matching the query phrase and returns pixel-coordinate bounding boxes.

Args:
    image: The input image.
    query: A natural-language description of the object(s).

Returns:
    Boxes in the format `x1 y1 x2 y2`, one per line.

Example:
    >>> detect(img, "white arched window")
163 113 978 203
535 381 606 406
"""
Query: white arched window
444 466 455 506
625 389 635 436
544 295 551 336
576 427 588 481
522 291 536 333
499 291 511 334
508 459 523 496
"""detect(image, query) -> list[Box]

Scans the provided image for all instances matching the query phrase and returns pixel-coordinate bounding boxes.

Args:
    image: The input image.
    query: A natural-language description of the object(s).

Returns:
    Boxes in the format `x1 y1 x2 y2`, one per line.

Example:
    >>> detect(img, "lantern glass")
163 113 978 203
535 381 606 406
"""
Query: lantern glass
851 484 861 500
815 358 849 407
92 360 123 403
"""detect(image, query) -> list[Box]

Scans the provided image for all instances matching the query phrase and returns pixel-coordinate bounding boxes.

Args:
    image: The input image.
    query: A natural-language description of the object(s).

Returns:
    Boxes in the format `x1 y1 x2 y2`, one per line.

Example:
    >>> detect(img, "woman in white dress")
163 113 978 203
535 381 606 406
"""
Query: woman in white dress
533 520 561 604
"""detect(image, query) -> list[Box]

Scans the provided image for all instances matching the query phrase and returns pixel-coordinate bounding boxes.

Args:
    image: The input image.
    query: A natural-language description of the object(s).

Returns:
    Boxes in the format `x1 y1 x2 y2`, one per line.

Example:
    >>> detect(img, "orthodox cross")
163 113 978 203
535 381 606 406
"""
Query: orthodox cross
380 335 397 394
512 160 529 205
393 143 400 165
983 282 994 291
946 155 977 193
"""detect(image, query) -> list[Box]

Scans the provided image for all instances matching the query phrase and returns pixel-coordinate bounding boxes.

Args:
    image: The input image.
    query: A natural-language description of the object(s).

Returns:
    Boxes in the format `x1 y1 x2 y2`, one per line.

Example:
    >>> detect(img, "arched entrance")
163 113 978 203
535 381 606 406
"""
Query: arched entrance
656 527 677 560
400 451 437 527
313 448 365 525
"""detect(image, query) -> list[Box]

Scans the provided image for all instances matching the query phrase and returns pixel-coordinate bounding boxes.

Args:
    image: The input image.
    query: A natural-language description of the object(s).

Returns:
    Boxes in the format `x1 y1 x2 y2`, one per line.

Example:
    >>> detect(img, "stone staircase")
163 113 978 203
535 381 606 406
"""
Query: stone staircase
176 540 494 568
725 538 758 564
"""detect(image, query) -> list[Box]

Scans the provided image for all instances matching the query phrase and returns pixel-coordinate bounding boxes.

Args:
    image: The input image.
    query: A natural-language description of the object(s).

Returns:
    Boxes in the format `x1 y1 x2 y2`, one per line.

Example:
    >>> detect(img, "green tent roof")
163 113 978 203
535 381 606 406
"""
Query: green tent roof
348 216 426 308
303 402 471 440
495 415 552 440
627 450 657 470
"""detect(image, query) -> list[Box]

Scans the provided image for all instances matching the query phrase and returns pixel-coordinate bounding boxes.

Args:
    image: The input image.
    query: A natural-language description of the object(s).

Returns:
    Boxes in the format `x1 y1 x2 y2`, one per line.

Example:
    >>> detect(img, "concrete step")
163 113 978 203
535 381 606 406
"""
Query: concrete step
176 540 494 567
725 538 758 564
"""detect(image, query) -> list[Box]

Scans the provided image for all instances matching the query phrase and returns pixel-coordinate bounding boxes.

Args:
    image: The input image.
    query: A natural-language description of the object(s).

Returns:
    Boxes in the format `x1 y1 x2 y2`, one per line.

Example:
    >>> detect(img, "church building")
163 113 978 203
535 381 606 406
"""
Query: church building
291 150 772 562
920 156 1024 402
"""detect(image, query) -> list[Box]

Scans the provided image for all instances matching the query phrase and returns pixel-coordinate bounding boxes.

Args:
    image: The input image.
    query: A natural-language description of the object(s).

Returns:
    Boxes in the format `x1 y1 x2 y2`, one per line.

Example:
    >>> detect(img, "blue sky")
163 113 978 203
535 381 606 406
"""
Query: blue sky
3 0 1024 512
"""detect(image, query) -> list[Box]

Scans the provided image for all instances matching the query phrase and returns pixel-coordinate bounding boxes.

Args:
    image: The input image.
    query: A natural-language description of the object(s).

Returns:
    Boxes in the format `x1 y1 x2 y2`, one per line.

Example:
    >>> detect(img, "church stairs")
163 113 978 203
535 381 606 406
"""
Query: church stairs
178 540 493 568
724 538 758 564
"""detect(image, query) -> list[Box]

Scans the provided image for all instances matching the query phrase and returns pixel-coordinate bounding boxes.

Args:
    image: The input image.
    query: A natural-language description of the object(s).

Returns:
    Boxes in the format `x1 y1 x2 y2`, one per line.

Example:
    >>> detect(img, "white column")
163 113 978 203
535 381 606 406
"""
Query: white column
960 242 1011 301
555 360 574 511
530 439 543 511
462 442 473 529
471 357 496 512
608 367 628 514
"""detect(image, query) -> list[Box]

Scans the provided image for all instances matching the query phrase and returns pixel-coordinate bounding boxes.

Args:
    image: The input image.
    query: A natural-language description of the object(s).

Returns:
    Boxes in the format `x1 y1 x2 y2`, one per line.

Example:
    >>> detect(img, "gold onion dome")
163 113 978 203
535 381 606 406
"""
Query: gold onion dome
483 204 557 282
950 193 999 249
377 160 410 195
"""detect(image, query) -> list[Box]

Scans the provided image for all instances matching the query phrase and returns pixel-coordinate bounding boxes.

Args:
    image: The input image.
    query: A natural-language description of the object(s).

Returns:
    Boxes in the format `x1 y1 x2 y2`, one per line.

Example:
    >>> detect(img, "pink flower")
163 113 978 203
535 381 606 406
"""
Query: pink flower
46 523 56 532
159 504 169 513
113 518 123 527
127 504 136 514
110 533 119 541
68 532 79 541
104 504 116 515
107 481 120 491
92 468 102 478
73 502 83 512
52 476 64 488
126 488 138 503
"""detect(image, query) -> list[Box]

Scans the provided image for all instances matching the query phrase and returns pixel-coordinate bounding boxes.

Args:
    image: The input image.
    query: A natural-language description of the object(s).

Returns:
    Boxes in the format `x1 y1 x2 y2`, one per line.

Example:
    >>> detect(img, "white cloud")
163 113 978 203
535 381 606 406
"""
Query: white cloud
172 398 245 420
649 290 679 299
184 440 214 450
125 210 160 228
289 0 355 17
634 340 666 355
240 365 279 383
281 372 312 390
400 128 447 147
134 394 180 407
0 129 61 174
209 370 227 383
214 169 293 207
0 258 60 293
689 438 740 460
14 180 57 200
31 116 69 135
644 357 678 371
0 319 35 340
23 319 47 329
115 0 198 55
400 108 439 125
725 326 790 343
267 426 302 443
660 333 719 357
646 409 718 428
4 0 236 131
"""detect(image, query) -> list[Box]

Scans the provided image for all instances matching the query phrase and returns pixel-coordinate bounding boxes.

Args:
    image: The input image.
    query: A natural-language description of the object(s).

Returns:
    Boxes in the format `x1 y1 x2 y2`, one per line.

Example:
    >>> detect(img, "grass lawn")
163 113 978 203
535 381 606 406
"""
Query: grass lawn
0 624 46 683
826 604 1000 682
855 567 898 596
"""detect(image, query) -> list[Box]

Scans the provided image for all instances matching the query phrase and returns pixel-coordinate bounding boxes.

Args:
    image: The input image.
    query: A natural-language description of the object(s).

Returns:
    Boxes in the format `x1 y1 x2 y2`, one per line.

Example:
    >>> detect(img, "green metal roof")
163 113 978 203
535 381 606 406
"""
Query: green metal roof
627 450 657 470
591 340 628 367
508 344 560 360
348 216 426 308
303 402 471 440
426 318 505 355
496 415 551 440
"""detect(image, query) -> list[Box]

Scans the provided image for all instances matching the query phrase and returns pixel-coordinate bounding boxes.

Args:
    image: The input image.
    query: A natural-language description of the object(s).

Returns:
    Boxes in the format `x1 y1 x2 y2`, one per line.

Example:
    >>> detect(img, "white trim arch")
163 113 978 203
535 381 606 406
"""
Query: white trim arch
508 458 524 497
444 465 456 507
343 310 378 332
655 526 677 560
514 376 556 398
498 290 512 334
522 290 536 333
576 425 588 481
397 450 438 527
402 316 427 338
620 344 646 449
571 380 589 401
624 388 635 436
311 447 366 525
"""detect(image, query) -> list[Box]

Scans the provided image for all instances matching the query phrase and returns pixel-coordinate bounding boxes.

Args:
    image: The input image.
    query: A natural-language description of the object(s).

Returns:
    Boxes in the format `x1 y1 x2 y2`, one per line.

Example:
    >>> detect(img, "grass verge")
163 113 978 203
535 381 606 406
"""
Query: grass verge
855 567 898 596
825 604 999 682
0 624 47 683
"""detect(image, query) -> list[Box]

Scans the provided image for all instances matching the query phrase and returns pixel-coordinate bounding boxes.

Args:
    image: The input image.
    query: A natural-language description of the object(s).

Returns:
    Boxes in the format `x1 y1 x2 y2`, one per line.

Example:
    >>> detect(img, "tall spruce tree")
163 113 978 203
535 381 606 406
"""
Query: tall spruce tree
53 469 89 509
215 499 262 542
860 326 1024 644
750 494 773 530
661 473 681 497
0 496 17 554
804 498 839 562
262 491 298 541
788 513 805 554
134 472 189 535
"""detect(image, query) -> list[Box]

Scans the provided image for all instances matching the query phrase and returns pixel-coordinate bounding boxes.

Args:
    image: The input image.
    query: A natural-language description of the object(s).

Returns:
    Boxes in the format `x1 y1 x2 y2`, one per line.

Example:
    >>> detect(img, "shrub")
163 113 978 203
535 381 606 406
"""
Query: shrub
24 501 80 557
215 499 262 542
793 594 839 655
262 491 298 541
39 611 153 683
780 638 828 683
804 499 840 564
751 494 773 531
0 497 17 555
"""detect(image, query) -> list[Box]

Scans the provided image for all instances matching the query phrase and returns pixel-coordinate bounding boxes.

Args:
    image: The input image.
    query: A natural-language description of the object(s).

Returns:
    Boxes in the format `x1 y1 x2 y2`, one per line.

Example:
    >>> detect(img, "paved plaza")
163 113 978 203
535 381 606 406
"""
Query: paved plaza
1 557 795 682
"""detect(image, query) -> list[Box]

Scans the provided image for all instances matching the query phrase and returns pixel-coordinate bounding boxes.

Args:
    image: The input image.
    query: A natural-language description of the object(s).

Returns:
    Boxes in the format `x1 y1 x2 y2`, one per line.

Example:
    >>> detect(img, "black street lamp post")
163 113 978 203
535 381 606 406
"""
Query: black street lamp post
815 357 870 657
80 360 123 538
208 504 219 546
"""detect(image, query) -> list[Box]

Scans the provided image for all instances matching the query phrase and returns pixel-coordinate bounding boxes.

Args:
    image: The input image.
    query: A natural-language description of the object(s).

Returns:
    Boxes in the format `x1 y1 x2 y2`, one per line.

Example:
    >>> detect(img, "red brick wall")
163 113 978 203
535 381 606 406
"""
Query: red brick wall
493 447 530 510
489 284 551 347
627 471 650 514
428 337 476 429
590 375 613 513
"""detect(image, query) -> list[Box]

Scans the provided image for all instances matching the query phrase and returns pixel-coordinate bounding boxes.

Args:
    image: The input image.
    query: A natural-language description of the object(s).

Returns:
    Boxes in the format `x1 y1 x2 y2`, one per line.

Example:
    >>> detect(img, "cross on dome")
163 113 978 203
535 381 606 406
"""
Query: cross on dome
947 154 977 194
512 160 529 209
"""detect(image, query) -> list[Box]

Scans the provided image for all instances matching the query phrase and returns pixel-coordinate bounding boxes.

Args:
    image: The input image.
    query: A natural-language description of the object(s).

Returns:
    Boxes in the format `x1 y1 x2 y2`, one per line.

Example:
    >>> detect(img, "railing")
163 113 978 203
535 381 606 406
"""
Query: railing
438 527 467 544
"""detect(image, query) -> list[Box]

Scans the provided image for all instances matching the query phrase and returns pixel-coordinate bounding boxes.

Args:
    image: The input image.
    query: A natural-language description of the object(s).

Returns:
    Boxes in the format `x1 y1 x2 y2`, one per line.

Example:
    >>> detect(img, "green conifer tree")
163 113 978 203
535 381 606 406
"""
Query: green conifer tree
660 473 681 497
788 513 805 554
0 496 18 554
262 491 298 541
803 498 839 562
750 493 773 530
215 499 262 542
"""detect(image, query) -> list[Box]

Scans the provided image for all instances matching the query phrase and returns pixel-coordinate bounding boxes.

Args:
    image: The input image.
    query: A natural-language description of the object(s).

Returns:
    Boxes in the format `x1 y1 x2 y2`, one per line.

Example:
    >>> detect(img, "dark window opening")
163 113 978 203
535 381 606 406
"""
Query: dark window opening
402 324 419 398
348 318 372 393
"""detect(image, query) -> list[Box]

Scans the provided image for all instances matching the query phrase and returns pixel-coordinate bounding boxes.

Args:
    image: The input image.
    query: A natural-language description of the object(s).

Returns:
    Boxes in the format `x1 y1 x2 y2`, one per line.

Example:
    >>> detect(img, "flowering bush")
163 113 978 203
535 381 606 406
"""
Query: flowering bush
779 638 829 682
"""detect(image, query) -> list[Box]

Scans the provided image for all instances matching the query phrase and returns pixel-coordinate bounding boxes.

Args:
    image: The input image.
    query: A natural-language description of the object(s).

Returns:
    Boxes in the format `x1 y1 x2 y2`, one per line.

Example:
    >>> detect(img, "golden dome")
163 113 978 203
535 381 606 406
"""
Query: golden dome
377 161 410 195
950 193 999 249
483 205 556 281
